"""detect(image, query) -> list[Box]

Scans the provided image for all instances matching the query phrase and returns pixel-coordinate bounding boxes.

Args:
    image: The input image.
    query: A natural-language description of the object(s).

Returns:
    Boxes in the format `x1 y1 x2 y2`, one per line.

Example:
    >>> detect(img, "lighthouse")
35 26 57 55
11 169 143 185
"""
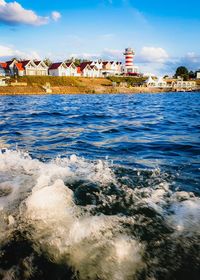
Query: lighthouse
123 47 138 75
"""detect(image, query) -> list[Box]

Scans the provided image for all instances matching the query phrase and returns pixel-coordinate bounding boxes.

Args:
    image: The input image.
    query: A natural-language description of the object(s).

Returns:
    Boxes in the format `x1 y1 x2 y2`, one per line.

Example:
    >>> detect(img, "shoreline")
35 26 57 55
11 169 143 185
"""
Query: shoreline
0 77 199 95
0 86 199 95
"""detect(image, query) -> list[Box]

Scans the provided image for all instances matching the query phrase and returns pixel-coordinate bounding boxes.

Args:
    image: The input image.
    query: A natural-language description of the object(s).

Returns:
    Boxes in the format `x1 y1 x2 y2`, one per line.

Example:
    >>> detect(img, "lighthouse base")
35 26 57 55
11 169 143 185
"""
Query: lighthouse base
122 65 140 76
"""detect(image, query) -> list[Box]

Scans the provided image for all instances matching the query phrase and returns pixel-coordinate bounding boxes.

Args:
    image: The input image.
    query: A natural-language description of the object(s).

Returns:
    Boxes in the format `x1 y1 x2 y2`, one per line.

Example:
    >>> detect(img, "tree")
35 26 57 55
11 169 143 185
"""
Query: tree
175 66 189 80
44 58 52 67
65 57 89 66
189 70 195 79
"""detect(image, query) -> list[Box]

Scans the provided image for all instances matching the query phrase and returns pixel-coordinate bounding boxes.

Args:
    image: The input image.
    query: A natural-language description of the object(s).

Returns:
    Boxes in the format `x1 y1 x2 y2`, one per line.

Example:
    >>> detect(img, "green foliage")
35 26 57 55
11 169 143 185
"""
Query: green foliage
43 58 53 67
65 58 88 66
189 71 195 79
175 66 189 80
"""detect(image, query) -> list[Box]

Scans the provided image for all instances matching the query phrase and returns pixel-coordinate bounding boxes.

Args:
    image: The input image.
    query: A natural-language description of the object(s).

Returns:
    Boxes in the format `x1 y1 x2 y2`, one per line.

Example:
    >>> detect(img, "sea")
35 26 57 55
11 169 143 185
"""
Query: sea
0 92 199 280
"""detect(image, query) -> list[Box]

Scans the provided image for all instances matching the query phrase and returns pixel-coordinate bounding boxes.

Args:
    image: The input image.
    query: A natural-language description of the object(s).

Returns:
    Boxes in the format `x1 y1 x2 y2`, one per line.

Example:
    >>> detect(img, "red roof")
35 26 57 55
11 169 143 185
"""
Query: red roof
49 62 63 70
0 62 7 69
15 63 24 71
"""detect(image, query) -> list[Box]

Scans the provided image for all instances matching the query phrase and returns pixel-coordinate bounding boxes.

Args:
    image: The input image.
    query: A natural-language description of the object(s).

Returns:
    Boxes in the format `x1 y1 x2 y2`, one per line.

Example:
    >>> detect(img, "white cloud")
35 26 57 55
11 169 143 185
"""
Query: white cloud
0 44 41 60
0 0 61 26
101 48 123 60
51 11 61 22
138 47 169 63
180 52 200 69
69 48 123 61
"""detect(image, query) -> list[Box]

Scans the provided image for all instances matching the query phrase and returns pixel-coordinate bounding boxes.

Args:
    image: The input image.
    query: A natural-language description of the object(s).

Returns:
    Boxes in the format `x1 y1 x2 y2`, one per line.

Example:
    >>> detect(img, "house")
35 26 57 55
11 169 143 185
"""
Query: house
0 60 48 76
101 61 122 76
79 62 94 77
90 65 100 77
0 63 6 76
156 77 167 88
20 60 38 76
49 62 67 76
14 63 25 76
173 80 196 90
0 60 18 76
145 76 157 87
196 71 200 79
65 62 78 76
101 61 112 76
34 61 49 76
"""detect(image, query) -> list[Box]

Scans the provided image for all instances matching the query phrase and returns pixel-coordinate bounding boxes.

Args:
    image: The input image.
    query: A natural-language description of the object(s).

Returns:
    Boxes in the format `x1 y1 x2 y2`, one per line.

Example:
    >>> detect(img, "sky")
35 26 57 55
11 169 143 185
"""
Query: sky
0 0 200 75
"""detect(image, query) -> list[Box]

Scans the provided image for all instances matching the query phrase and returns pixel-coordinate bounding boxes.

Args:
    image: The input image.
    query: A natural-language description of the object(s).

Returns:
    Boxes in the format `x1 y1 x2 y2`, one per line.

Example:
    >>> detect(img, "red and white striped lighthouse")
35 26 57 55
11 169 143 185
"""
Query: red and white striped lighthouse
124 48 135 68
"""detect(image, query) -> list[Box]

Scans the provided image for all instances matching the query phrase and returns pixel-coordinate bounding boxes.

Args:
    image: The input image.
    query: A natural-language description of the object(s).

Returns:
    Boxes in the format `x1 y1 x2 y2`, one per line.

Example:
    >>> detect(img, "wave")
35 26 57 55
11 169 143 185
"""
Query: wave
0 149 199 280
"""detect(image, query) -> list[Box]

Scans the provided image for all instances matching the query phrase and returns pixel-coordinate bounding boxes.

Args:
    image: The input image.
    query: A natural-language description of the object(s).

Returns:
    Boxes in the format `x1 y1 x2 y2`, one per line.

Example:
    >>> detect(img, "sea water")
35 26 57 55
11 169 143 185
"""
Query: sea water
0 93 199 280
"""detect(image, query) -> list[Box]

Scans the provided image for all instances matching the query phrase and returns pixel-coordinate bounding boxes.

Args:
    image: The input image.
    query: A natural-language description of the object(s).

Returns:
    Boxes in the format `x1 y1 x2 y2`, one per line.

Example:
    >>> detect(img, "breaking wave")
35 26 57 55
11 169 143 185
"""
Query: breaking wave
0 149 200 280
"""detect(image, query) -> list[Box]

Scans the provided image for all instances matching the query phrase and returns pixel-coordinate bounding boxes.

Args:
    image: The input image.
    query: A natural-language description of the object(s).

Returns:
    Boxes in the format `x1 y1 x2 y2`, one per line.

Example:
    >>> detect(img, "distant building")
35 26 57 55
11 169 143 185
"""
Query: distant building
173 80 196 90
0 60 48 76
145 76 157 87
123 48 139 75
65 62 78 76
34 61 49 76
101 61 122 76
49 62 68 76
79 62 99 77
144 76 168 88
196 71 200 79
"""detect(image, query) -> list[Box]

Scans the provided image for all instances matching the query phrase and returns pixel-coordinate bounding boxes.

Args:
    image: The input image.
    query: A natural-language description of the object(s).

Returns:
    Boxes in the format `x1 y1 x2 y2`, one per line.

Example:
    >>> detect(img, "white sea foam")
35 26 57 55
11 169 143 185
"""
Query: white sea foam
23 179 143 280
0 149 199 279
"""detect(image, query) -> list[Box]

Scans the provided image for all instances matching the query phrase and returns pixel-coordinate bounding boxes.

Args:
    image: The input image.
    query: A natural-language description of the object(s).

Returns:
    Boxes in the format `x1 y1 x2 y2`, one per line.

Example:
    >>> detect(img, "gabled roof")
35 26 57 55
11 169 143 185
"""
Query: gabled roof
90 65 98 70
15 63 24 71
34 61 48 68
21 60 32 68
49 62 64 70
65 62 76 68
0 62 7 69
34 61 41 66
79 62 92 71
145 76 157 84
157 77 166 84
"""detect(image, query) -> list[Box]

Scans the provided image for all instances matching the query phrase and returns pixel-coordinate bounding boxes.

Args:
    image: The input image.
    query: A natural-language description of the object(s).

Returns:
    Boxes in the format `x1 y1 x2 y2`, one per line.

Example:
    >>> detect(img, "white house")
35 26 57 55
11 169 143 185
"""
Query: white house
101 61 123 76
49 62 67 76
196 71 200 79
145 76 157 87
90 65 100 77
20 60 38 76
156 77 167 88
34 61 49 76
79 63 94 77
14 63 25 76
173 80 196 90
65 62 78 76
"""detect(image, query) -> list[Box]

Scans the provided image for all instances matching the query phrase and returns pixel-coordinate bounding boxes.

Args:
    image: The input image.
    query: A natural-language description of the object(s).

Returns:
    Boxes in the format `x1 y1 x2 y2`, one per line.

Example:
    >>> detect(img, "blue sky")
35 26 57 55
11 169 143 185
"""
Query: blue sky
0 0 200 75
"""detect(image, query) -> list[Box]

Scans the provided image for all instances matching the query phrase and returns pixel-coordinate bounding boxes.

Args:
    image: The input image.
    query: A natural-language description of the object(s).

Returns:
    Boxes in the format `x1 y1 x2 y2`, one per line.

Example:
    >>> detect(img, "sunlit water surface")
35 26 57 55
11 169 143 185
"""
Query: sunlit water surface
0 93 199 280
